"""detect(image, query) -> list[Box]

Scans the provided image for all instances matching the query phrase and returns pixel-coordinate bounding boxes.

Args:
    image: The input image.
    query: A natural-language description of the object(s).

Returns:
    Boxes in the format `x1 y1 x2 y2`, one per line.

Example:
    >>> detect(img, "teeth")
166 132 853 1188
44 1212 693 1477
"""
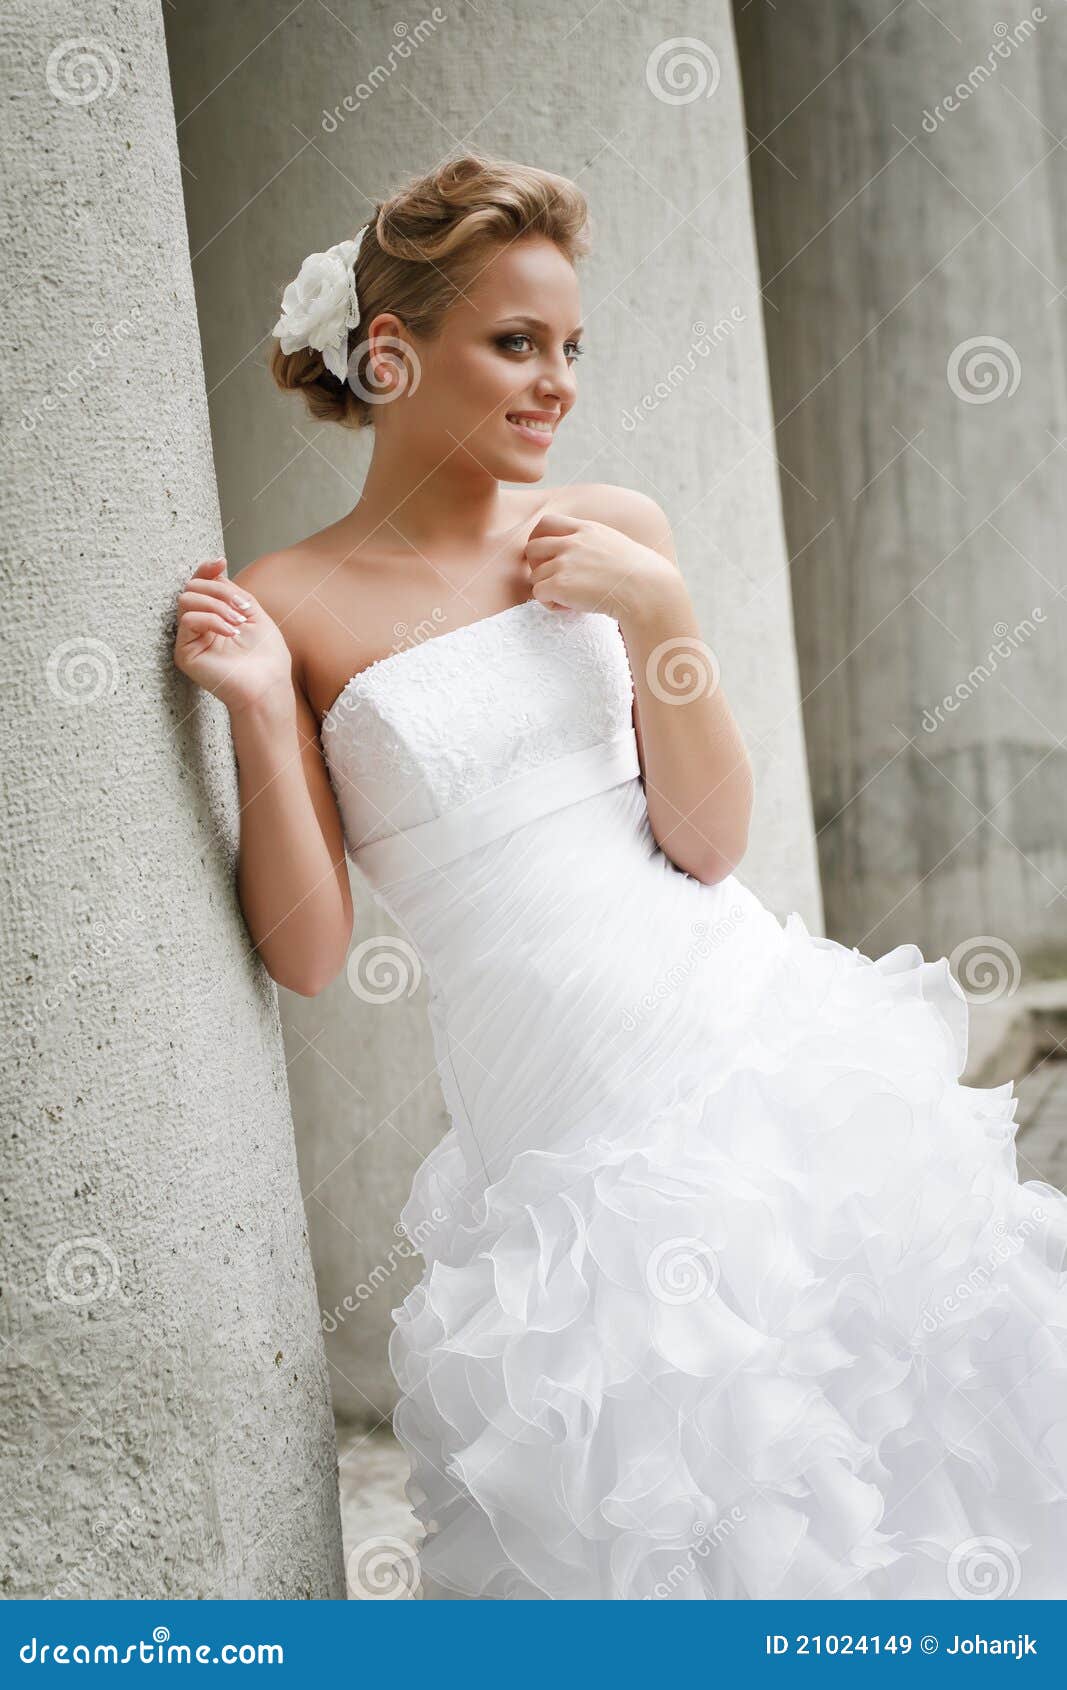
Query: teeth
508 415 552 432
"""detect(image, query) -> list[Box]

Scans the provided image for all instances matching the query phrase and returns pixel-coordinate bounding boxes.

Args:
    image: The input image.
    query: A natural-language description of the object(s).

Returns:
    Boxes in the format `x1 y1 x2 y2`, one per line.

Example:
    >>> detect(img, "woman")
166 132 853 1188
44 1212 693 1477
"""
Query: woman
173 153 1067 1601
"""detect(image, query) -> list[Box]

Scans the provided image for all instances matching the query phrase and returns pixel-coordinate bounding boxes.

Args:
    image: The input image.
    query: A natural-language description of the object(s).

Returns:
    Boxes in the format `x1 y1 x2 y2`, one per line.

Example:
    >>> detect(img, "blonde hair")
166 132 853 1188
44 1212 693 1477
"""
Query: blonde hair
269 151 592 429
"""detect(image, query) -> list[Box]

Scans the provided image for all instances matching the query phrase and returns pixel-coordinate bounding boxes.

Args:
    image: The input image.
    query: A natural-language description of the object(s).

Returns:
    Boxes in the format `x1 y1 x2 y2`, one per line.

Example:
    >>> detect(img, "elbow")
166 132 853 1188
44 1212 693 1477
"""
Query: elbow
688 844 746 886
692 770 753 884
280 970 335 999
686 818 751 886
260 945 351 998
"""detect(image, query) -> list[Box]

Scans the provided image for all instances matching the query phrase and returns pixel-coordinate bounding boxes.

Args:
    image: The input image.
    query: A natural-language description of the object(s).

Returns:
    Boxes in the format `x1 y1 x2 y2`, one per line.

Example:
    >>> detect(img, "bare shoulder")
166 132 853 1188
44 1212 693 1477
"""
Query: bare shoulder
547 482 676 560
232 540 340 699
232 543 316 616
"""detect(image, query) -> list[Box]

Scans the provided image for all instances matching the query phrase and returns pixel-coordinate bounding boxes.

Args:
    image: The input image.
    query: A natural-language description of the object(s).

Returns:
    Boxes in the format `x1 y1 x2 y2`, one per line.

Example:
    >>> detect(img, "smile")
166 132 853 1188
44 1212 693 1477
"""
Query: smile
506 413 556 446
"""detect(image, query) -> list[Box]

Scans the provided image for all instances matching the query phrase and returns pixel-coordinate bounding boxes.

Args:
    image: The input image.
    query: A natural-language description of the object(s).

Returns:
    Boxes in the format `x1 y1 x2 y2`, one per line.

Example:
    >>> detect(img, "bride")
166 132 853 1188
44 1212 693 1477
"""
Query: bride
173 153 1067 1600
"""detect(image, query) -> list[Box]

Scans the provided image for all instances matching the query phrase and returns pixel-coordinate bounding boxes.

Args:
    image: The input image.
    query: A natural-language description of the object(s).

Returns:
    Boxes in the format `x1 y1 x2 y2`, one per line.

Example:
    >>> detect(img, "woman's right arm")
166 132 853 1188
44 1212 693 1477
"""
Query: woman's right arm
173 556 353 997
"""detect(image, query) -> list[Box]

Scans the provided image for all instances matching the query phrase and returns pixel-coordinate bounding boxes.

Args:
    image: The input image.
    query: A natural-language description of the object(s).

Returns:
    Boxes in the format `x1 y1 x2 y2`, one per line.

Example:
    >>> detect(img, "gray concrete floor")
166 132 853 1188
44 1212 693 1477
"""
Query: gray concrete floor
334 1051 1067 1596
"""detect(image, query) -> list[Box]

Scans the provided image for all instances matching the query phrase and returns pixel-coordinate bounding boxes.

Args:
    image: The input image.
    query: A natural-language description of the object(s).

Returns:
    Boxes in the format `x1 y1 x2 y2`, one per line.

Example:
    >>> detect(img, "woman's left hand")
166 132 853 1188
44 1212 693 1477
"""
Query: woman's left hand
523 513 684 625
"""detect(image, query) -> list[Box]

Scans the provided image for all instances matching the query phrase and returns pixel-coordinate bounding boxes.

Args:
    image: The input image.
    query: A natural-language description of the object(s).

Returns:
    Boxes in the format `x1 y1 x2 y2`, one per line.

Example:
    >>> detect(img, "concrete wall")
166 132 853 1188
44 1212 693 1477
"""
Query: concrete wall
736 0 1067 970
0 0 343 1596
165 0 822 1425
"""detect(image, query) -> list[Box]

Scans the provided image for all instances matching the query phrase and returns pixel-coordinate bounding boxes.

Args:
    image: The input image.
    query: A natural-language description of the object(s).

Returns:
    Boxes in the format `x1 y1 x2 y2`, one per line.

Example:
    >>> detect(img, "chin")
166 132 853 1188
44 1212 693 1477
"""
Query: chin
506 457 547 483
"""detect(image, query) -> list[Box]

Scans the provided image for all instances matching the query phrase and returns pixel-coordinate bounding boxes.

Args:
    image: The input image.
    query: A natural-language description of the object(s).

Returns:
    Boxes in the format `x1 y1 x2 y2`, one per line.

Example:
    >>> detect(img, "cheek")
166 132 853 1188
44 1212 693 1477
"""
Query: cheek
438 344 518 413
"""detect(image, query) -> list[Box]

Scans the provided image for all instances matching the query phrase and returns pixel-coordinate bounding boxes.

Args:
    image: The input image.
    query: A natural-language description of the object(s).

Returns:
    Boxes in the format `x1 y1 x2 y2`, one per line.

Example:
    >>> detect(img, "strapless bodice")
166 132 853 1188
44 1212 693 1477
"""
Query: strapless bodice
320 598 637 886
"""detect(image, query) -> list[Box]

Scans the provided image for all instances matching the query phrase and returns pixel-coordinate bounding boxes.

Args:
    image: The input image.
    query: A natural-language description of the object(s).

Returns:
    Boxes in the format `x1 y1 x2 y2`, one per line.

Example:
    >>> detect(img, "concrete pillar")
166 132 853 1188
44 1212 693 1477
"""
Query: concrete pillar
165 0 822 1425
735 0 1067 969
0 1 344 1596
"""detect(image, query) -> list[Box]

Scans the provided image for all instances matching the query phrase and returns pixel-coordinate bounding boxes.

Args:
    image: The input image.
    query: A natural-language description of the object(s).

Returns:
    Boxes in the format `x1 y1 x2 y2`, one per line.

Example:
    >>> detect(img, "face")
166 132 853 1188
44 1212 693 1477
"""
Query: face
371 234 583 482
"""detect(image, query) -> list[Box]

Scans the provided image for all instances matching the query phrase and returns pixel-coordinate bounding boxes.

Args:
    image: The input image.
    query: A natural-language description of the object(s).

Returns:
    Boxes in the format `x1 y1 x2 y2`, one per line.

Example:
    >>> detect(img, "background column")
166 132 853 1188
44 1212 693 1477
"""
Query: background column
736 0 1067 971
0 0 344 1596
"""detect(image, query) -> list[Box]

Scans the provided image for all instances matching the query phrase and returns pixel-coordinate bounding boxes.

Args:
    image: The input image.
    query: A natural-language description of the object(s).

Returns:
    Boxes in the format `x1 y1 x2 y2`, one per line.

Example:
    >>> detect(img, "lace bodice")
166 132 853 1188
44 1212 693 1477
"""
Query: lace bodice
320 599 635 860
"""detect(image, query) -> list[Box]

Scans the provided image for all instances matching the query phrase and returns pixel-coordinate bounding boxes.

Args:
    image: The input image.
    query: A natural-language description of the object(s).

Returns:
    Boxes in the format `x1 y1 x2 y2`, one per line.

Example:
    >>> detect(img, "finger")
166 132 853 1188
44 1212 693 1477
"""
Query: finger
524 534 570 566
179 582 253 616
178 590 247 625
191 557 227 578
527 512 584 541
181 578 256 614
216 578 256 610
527 557 561 584
179 610 240 639
530 578 564 607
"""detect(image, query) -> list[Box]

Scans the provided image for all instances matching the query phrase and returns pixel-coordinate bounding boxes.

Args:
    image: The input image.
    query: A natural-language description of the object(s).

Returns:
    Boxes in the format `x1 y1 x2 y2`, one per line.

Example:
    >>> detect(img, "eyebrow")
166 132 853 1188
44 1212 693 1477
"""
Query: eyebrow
493 315 584 336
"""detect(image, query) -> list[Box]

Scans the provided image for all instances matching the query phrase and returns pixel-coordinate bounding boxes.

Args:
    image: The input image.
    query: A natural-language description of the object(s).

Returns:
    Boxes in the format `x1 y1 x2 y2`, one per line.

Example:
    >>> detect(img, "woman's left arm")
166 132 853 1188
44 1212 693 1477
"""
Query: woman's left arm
525 492 754 885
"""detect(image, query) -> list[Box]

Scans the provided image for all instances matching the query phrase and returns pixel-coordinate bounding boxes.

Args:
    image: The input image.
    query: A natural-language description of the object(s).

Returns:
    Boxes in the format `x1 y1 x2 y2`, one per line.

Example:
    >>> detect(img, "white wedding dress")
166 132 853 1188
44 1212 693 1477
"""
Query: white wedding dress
321 596 1067 1601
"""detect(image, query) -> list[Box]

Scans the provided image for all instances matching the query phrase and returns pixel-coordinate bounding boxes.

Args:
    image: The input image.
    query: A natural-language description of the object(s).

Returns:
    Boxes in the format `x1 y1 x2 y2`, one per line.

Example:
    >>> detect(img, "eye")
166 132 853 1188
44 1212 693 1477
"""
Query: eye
496 333 586 365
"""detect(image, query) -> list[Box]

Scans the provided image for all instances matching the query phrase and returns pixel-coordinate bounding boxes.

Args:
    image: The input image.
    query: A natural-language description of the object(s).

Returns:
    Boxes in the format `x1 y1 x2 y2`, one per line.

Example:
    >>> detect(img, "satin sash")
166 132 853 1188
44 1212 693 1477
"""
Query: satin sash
352 727 641 890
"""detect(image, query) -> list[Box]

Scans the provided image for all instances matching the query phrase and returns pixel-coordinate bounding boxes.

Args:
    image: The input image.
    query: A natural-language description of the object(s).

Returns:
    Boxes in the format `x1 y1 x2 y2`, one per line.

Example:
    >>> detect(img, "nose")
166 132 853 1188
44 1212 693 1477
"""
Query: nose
535 349 578 409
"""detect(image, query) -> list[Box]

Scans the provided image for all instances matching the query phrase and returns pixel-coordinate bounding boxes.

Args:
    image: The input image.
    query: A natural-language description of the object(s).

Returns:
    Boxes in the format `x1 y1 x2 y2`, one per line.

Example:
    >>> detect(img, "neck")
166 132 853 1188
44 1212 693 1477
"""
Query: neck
340 431 520 556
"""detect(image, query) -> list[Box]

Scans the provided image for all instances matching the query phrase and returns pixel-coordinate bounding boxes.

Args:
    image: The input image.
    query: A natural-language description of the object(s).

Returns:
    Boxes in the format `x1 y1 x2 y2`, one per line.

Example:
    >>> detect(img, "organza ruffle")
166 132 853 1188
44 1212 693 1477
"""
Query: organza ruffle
389 916 1067 1600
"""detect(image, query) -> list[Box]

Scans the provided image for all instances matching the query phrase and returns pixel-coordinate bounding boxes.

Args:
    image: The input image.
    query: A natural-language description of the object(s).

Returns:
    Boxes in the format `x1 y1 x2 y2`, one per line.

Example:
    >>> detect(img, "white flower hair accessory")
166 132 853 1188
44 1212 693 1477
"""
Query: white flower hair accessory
272 223 371 382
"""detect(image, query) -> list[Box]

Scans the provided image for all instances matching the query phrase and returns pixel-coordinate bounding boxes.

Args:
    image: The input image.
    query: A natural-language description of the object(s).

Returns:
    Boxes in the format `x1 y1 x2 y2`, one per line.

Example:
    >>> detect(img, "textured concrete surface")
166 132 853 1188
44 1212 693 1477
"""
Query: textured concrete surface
736 0 1067 970
0 0 343 1596
165 0 824 1429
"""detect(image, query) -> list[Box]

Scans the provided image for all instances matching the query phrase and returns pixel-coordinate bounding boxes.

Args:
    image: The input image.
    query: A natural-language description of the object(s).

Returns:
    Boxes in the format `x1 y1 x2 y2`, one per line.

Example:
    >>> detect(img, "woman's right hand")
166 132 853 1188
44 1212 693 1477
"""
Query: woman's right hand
173 557 294 717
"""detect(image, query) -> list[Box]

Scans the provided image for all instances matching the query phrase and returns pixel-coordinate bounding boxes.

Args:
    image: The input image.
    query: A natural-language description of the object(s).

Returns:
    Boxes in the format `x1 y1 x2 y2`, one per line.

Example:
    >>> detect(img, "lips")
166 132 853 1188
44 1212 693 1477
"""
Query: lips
506 412 558 445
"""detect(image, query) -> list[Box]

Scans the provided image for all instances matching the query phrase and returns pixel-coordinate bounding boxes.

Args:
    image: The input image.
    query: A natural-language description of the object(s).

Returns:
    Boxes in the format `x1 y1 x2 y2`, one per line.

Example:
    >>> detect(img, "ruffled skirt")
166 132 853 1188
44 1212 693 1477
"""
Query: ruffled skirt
387 909 1067 1600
